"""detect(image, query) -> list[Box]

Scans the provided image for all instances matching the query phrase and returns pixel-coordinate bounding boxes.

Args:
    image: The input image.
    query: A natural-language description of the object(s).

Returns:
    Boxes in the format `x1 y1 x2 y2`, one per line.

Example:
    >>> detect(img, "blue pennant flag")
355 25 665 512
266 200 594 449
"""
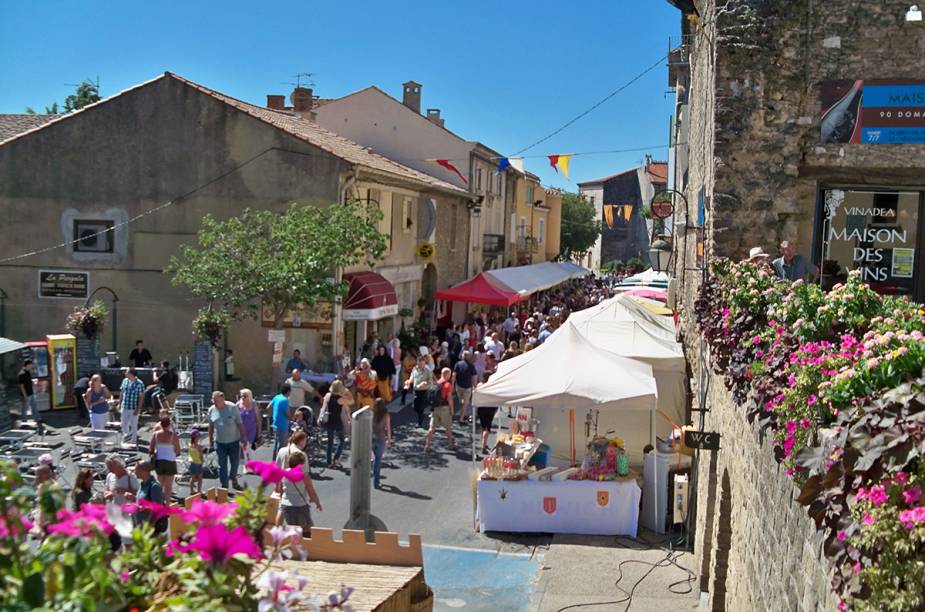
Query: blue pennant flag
496 157 511 174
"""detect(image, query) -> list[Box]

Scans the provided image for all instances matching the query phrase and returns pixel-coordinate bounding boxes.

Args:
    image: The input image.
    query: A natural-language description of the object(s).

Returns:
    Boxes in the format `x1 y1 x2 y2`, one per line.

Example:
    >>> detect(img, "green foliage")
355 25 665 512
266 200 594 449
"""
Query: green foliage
167 201 387 329
558 193 600 261
26 80 100 115
625 257 645 274
192 307 230 348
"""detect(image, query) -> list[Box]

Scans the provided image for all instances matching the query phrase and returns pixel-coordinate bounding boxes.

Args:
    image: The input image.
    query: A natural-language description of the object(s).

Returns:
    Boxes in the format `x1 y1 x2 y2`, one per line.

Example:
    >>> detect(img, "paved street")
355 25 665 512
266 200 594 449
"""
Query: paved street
21 397 699 611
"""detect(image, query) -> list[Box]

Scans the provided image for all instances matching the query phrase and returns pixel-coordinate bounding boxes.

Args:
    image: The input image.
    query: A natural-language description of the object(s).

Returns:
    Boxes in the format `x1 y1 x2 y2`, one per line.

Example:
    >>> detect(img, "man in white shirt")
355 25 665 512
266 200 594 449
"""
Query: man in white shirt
484 332 504 361
502 314 518 342
285 369 322 408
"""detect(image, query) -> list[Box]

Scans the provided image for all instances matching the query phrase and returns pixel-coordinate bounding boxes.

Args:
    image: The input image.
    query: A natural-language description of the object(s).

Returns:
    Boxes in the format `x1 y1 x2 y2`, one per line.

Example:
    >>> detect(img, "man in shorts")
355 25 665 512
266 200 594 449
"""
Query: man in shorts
425 367 456 451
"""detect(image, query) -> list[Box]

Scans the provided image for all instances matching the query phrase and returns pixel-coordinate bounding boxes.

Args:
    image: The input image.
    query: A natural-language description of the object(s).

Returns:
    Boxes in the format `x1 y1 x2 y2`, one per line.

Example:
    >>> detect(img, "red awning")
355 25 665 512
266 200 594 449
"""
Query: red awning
435 273 522 307
342 272 399 321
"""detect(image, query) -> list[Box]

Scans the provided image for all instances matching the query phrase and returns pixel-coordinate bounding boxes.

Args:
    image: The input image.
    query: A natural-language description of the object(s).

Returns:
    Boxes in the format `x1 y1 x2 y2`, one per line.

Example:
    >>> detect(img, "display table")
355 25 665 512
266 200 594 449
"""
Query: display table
477 478 641 537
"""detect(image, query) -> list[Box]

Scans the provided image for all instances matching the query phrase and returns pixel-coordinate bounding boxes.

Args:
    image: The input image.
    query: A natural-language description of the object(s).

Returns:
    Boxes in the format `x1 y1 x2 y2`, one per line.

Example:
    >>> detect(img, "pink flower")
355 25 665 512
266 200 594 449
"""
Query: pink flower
863 513 875 526
785 421 798 435
785 468 794 476
189 524 263 564
246 460 305 486
751 336 761 346
853 562 861 575
120 572 130 581
903 487 922 506
783 435 796 457
867 487 889 506
123 499 180 522
788 374 796 386
800 418 812 430
836 531 847 542
181 499 237 527
807 394 817 406
0 510 33 538
895 472 909 485
166 539 192 557
48 504 113 538
900 507 925 528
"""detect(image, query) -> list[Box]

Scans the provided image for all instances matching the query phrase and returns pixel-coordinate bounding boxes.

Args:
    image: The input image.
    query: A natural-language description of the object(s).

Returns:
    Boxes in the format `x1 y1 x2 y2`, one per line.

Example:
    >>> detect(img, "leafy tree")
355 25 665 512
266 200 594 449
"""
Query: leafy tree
26 79 100 115
558 192 601 261
166 201 387 333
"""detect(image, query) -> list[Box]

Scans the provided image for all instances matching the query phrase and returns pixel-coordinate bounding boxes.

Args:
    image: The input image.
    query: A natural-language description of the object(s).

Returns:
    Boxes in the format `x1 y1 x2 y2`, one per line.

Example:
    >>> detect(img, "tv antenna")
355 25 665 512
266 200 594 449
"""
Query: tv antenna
65 76 101 92
282 72 317 89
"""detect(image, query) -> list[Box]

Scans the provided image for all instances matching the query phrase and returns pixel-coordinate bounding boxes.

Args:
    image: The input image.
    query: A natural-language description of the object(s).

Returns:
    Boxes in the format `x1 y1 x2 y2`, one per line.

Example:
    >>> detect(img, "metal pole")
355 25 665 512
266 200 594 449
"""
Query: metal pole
111 297 118 354
343 406 387 541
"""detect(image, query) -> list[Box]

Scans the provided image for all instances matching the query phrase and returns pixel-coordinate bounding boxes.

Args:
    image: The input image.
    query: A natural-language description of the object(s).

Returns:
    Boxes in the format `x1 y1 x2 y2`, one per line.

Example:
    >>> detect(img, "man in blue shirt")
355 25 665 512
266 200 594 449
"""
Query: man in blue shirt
285 350 307 374
271 383 294 460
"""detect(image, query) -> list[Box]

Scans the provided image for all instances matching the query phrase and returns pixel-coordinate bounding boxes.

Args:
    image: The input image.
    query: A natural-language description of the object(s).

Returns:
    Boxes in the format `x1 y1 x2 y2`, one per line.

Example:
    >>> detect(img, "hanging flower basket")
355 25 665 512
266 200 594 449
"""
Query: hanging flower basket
65 300 108 339
193 307 230 348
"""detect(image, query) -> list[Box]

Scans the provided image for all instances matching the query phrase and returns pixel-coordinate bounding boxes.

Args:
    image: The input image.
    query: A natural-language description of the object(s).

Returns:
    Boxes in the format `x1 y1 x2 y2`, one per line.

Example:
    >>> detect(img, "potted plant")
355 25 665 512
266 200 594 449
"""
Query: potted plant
65 300 108 339
192 306 230 348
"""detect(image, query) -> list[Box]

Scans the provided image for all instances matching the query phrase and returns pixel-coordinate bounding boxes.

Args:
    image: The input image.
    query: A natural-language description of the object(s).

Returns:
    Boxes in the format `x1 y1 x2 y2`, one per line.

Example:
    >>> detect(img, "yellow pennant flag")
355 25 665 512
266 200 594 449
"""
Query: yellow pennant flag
604 205 615 229
621 204 633 222
556 154 572 178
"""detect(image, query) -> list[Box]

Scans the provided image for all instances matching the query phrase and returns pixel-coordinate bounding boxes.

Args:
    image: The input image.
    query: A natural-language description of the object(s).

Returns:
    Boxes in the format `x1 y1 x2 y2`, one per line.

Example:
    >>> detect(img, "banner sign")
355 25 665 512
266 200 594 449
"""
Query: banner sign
821 79 925 144
38 270 89 299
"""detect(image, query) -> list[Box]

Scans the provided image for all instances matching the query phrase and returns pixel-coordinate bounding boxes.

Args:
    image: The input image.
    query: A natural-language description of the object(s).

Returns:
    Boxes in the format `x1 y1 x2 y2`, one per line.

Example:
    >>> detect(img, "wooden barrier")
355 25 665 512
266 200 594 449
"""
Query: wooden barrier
298 528 424 567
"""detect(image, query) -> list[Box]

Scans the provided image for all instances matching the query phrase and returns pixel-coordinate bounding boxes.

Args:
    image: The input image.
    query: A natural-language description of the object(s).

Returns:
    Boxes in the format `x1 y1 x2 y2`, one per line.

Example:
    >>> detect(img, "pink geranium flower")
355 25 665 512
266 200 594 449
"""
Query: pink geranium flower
902 487 922 506
122 499 181 522
48 504 113 538
0 510 33 538
863 513 875 526
899 507 925 529
246 460 305 486
182 499 237 527
895 471 909 485
836 531 846 542
189 524 263 563
867 487 889 506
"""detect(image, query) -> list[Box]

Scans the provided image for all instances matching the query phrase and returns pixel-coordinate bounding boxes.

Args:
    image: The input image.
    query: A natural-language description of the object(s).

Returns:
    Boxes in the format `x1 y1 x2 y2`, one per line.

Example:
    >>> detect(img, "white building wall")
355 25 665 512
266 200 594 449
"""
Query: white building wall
578 184 604 271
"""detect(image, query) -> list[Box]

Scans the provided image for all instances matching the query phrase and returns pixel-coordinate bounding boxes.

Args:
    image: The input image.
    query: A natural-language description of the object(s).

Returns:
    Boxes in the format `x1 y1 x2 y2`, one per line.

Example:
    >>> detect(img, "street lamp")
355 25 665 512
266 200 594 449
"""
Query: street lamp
649 239 672 273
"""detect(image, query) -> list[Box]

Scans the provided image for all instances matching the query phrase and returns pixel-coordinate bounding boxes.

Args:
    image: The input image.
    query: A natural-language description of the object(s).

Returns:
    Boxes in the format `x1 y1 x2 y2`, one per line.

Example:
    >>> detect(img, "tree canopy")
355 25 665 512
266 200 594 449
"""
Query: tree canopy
558 192 601 261
26 79 100 115
166 201 387 329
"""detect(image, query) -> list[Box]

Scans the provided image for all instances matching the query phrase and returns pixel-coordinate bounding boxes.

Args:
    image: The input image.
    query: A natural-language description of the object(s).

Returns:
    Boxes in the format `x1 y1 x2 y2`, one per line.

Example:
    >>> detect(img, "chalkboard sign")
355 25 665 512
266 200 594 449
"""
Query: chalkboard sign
191 340 213 398
76 335 100 378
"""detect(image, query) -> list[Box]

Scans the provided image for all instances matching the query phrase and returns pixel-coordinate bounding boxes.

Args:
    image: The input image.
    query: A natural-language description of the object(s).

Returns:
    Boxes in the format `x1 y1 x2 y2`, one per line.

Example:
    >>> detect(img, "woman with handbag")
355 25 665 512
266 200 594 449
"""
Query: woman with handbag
322 380 353 468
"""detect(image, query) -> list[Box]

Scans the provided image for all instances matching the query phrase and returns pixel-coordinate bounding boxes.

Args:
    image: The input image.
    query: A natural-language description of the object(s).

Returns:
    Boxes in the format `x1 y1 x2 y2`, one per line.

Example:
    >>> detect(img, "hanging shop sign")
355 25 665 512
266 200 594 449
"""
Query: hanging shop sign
650 190 678 219
38 270 89 299
821 79 925 144
260 302 333 328
417 242 436 261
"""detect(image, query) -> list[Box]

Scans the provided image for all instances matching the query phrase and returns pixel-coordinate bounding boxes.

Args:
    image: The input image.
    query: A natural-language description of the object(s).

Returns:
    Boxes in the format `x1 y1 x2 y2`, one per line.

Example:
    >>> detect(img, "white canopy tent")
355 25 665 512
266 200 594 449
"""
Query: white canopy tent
473 323 658 466
485 262 576 297
567 294 676 341
564 318 686 444
622 268 670 285
555 261 592 280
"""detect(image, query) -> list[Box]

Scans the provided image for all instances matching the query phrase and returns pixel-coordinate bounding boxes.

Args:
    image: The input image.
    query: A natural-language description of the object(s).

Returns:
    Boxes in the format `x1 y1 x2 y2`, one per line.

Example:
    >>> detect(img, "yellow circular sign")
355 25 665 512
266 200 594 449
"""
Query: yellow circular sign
417 243 435 260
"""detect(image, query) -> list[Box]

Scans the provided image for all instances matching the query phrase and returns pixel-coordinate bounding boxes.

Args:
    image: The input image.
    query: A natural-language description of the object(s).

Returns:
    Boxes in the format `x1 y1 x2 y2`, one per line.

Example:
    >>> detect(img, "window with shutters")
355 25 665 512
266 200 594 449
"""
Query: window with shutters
402 196 413 234
538 218 545 245
510 213 517 244
477 168 483 193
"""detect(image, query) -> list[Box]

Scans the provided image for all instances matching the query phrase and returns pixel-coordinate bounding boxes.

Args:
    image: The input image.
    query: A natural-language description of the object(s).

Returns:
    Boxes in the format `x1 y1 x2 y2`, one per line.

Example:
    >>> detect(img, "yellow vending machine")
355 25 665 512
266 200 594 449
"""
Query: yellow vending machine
47 334 77 410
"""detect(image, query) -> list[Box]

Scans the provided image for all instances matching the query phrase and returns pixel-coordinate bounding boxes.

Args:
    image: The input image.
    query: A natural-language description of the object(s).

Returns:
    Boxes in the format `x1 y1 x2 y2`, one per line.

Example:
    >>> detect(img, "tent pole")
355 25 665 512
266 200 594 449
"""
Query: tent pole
569 408 576 466
651 408 658 532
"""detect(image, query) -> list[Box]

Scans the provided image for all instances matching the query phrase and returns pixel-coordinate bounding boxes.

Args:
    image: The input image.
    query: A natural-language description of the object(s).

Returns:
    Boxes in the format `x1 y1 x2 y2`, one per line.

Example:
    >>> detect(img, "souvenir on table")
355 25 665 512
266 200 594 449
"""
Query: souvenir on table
573 435 626 481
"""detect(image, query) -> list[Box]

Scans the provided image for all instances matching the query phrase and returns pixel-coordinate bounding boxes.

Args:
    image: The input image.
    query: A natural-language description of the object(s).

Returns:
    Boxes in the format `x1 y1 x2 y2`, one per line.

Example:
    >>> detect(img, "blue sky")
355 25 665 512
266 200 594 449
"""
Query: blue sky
0 1 680 189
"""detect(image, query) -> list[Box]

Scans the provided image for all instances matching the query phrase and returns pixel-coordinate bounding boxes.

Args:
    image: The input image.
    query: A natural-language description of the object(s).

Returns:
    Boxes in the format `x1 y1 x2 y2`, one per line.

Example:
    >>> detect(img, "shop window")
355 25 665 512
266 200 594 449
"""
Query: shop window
73 219 114 253
818 188 922 297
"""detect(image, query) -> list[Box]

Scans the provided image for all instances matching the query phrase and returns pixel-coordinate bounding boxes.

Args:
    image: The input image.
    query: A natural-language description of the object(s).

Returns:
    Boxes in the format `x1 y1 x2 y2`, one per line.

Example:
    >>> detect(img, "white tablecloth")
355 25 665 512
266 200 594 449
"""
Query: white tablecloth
477 478 641 536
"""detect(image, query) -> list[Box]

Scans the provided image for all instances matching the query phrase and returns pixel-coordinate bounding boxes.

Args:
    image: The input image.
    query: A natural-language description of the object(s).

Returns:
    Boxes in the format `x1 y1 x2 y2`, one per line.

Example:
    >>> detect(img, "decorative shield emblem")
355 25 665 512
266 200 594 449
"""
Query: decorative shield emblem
543 497 557 514
597 491 610 507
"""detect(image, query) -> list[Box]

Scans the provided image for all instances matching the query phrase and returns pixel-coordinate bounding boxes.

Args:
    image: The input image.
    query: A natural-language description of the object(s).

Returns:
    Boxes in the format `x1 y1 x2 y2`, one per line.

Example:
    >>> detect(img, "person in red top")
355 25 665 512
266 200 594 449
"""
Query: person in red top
425 367 456 451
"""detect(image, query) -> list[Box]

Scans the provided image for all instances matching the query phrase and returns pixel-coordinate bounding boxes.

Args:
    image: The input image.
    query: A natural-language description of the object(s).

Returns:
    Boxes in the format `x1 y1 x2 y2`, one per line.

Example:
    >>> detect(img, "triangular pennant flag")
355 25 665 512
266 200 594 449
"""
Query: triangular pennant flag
430 159 468 184
555 154 572 178
496 158 511 174
548 155 560 173
509 157 525 173
621 205 633 222
604 205 615 230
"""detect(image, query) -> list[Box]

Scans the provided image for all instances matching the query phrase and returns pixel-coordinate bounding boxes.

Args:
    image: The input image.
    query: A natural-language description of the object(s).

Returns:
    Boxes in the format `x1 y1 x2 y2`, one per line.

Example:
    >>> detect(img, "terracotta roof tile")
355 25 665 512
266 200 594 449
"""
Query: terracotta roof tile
169 74 468 195
0 114 56 142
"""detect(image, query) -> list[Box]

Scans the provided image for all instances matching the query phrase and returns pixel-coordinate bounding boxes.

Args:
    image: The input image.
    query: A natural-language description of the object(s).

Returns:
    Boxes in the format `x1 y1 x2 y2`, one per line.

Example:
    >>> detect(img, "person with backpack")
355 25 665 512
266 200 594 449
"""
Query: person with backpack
425 367 456 452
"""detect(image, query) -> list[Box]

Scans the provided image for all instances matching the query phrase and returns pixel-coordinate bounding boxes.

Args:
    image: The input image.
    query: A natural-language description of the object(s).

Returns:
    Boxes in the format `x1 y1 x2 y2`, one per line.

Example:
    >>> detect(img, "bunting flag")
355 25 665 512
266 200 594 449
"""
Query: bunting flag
604 205 615 230
509 157 525 173
430 159 468 184
496 157 511 173
547 154 573 178
621 204 633 222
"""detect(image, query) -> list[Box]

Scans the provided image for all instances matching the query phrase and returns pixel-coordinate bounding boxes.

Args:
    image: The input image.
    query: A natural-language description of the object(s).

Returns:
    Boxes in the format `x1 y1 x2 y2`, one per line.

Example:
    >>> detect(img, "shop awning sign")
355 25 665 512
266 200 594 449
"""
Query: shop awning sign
38 270 89 299
821 79 925 144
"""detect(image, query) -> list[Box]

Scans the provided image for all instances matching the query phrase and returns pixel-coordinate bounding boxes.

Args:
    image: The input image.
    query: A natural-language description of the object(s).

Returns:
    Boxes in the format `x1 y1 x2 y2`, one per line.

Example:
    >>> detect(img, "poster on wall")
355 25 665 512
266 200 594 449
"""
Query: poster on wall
892 248 915 278
821 79 925 144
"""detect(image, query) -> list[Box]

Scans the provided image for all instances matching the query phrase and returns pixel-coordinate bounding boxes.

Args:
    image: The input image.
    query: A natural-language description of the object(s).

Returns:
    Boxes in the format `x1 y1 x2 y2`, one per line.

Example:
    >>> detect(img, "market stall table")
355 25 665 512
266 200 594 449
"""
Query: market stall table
73 430 120 452
0 430 35 451
477 477 641 537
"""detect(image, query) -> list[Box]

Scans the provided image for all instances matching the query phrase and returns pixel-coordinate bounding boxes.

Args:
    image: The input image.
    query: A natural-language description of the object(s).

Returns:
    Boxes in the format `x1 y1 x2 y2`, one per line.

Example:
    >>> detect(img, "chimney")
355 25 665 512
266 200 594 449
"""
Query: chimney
266 94 286 110
290 87 315 119
402 80 422 114
426 108 444 128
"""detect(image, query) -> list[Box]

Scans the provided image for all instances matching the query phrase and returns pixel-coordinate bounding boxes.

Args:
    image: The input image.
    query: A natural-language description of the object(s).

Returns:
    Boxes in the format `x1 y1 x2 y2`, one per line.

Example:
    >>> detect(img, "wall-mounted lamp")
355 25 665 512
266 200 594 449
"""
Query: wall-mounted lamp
907 4 923 22
467 195 484 218
649 239 673 273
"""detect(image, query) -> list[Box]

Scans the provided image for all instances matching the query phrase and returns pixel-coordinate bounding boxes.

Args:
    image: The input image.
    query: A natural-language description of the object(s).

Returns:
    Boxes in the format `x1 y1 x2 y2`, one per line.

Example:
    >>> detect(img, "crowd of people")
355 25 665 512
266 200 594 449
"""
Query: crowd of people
18 275 618 540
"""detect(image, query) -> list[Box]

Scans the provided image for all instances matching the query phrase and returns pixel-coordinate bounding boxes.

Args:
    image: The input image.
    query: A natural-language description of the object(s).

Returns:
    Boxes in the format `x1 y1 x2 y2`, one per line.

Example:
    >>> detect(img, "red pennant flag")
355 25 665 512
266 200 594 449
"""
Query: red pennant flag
432 159 468 184
548 155 560 172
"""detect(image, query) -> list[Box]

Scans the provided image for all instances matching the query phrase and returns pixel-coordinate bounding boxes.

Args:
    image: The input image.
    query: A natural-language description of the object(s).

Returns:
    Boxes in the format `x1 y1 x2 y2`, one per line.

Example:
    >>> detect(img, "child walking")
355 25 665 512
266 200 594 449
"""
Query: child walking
188 429 204 497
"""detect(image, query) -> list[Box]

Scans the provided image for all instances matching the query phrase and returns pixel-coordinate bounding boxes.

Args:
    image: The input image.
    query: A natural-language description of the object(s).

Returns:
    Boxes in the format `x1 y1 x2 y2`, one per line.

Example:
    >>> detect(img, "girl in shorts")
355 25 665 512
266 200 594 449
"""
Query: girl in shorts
188 429 204 496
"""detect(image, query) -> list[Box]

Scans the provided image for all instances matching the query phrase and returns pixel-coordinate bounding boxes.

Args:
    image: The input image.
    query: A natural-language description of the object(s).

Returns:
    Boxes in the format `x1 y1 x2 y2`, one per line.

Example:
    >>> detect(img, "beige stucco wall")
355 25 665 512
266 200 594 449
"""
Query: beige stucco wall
0 76 349 393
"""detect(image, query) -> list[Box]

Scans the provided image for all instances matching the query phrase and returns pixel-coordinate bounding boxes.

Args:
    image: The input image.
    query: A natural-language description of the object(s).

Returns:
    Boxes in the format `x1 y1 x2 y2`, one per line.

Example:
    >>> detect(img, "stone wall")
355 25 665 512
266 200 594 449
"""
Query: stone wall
691 366 837 611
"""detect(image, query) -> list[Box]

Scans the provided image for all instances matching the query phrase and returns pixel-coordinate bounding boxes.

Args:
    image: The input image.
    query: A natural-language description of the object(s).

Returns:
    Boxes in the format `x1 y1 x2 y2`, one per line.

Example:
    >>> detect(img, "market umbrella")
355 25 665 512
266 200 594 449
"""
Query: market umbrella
622 288 668 302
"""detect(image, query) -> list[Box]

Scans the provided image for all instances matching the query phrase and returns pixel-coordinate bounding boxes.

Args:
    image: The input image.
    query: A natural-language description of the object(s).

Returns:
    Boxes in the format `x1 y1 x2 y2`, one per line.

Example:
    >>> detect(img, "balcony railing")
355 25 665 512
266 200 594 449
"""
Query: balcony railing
483 233 504 255
516 236 538 254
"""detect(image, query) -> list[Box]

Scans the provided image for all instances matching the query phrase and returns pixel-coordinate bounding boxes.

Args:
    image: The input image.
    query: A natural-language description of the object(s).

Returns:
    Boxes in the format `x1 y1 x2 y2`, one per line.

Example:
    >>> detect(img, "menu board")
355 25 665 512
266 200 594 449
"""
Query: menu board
191 340 213 398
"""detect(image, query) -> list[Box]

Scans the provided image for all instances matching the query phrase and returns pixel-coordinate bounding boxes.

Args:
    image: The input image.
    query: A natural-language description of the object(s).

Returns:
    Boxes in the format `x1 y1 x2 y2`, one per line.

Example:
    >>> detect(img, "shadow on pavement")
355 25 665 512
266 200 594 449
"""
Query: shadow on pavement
378 483 432 500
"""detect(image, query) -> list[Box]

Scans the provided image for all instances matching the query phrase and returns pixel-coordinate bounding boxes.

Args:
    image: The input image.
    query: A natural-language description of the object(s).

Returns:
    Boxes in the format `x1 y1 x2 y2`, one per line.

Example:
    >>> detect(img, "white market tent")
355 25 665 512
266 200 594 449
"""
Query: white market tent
555 261 592 280
622 268 670 285
565 318 686 444
567 294 676 341
473 323 658 466
485 261 588 297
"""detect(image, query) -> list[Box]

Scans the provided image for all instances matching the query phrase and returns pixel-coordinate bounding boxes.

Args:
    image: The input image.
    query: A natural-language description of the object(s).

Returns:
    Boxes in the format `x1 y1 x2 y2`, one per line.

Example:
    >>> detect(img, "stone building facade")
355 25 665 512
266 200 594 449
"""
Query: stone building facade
664 0 925 608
